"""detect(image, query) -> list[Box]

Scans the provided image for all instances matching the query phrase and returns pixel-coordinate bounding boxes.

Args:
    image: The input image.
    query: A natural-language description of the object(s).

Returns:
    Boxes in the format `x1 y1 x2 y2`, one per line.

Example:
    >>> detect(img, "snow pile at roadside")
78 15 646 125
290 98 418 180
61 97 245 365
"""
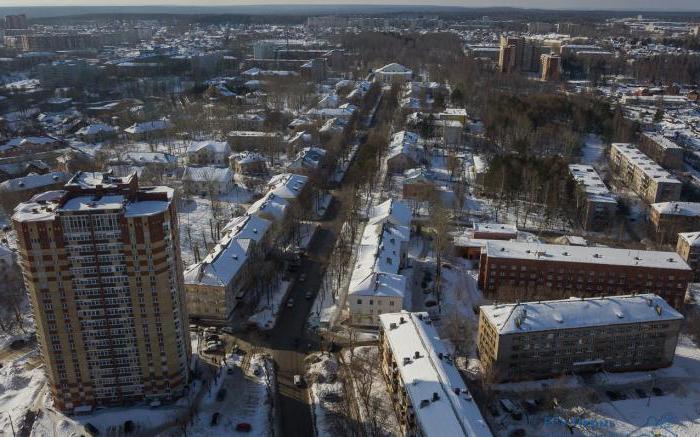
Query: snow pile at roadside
306 353 345 437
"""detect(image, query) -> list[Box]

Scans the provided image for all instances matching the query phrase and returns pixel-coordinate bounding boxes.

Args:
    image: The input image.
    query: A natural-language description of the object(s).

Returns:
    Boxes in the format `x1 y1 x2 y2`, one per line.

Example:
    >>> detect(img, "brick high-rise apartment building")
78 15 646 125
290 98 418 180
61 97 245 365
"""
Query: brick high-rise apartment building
12 172 190 413
478 241 692 309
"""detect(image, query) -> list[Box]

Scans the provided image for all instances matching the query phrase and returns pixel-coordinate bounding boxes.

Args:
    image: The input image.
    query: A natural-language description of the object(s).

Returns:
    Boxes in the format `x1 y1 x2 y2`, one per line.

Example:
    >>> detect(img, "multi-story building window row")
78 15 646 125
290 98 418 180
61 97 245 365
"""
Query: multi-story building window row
478 241 692 308
609 143 682 204
477 294 683 382
569 164 617 231
13 171 191 413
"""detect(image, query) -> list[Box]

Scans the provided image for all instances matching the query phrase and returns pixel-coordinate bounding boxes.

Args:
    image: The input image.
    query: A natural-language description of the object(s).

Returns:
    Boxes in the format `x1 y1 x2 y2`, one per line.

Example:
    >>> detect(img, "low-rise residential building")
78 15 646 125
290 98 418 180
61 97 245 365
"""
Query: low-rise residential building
124 119 171 139
454 223 518 260
348 200 412 326
184 214 272 321
230 152 267 176
650 202 700 244
478 241 692 309
609 143 682 204
677 231 700 281
288 146 327 171
76 123 118 143
181 166 234 195
379 312 492 437
227 130 282 152
186 141 231 167
569 164 617 231
639 132 684 170
387 131 423 174
478 294 683 382
374 63 413 83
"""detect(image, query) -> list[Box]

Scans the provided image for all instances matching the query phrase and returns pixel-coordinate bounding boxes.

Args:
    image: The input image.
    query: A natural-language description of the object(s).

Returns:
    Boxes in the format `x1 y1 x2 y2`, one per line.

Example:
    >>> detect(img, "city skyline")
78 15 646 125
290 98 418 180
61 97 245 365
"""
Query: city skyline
1 1 700 12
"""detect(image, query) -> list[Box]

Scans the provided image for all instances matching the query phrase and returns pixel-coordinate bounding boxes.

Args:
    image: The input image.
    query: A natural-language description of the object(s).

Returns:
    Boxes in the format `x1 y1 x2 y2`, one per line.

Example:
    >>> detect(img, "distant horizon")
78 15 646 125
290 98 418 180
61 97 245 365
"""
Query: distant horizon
1 2 700 14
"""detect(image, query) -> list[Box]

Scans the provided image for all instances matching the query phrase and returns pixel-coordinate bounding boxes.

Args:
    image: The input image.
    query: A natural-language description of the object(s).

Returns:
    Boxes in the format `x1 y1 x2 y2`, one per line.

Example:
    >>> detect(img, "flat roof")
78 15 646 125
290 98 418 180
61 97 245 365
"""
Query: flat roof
380 312 492 437
642 132 684 151
484 240 690 270
481 293 683 335
611 143 681 184
651 201 700 217
569 165 617 203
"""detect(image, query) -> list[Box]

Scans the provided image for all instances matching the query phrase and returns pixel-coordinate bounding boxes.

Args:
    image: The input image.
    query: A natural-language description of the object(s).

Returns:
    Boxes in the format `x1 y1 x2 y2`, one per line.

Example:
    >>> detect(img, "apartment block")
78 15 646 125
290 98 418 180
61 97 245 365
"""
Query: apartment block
650 202 700 244
609 143 682 204
540 53 561 81
478 294 683 382
478 241 692 309
348 200 412 327
639 132 684 170
12 172 191 413
379 312 492 437
569 164 617 231
677 232 700 281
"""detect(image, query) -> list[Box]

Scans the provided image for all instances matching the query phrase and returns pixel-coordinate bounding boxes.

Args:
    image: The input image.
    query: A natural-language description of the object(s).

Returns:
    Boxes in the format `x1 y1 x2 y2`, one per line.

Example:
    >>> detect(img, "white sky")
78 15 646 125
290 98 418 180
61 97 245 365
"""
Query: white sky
2 1 700 11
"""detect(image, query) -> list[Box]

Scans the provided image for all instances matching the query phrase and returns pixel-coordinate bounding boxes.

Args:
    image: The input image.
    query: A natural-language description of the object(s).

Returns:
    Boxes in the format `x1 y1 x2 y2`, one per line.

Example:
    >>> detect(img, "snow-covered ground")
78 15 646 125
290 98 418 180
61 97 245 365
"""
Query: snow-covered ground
491 336 700 437
306 353 346 437
247 280 293 330
580 134 606 167
178 187 253 266
0 350 45 434
186 353 273 437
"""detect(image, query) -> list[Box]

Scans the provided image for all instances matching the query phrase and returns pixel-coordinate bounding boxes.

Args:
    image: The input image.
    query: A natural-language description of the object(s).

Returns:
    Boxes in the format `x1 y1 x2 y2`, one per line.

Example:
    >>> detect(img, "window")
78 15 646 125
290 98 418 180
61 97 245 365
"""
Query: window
357 299 362 305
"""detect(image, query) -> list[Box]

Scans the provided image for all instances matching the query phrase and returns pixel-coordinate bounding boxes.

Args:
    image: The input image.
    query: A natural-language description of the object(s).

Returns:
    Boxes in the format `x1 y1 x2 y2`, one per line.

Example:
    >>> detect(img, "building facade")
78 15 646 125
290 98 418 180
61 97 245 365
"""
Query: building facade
569 164 617 231
379 312 493 437
609 143 682 204
677 232 700 282
650 202 700 244
639 132 684 170
478 294 683 382
12 172 191 413
478 241 692 309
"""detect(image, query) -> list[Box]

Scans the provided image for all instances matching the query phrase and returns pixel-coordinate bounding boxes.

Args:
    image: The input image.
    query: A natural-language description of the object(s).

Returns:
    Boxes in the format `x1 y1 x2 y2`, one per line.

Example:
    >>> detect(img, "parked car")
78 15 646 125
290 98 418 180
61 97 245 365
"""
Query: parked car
210 412 220 426
299 273 307 283
235 423 252 432
287 298 295 308
304 291 313 299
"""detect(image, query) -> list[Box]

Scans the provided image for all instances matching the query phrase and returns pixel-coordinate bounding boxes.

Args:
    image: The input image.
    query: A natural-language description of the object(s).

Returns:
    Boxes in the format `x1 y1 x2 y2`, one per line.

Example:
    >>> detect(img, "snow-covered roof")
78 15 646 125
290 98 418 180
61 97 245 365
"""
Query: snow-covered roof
115 152 177 165
76 123 117 136
186 140 230 154
182 166 233 183
267 173 309 200
481 294 683 335
679 231 700 247
349 199 411 299
247 192 288 221
569 164 617 204
124 119 170 134
231 151 266 165
611 143 680 184
473 223 518 234
484 241 690 270
376 63 412 74
0 172 67 192
651 201 700 217
289 146 326 170
388 131 421 161
379 312 492 437
184 237 253 287
641 132 683 151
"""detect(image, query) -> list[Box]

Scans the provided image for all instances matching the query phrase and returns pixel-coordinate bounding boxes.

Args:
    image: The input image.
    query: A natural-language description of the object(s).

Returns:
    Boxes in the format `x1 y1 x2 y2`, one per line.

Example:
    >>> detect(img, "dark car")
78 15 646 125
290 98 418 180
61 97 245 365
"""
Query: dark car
652 387 664 396
123 420 135 433
84 423 100 436
216 388 227 402
236 422 252 432
211 412 220 426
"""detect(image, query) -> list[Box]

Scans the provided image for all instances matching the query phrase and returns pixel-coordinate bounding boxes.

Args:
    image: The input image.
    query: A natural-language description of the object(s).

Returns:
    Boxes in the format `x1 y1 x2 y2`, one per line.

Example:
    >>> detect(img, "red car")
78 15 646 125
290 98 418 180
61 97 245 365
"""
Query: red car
236 422 252 432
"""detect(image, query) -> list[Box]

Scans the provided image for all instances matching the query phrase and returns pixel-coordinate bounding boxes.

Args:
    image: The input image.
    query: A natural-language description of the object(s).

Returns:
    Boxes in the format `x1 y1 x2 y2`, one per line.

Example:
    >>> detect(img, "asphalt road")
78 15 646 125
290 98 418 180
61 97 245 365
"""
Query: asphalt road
229 198 343 437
